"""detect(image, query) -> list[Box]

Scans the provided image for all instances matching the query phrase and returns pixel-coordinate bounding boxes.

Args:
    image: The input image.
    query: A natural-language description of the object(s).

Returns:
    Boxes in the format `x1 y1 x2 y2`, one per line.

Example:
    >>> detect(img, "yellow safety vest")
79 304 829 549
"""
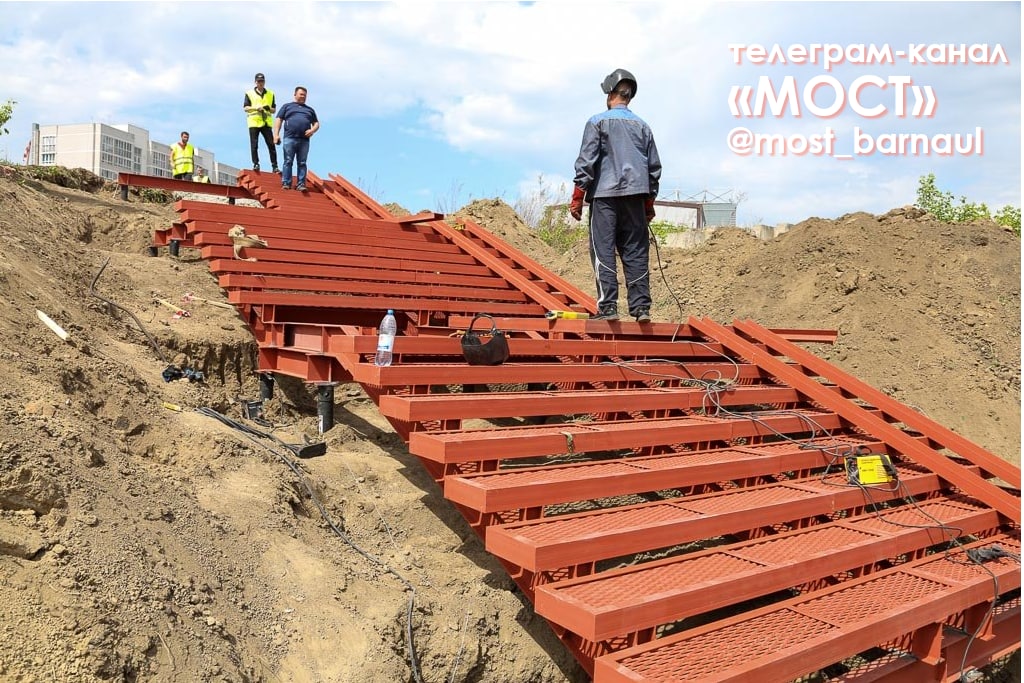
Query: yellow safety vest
170 143 195 176
193 173 210 183
246 88 275 128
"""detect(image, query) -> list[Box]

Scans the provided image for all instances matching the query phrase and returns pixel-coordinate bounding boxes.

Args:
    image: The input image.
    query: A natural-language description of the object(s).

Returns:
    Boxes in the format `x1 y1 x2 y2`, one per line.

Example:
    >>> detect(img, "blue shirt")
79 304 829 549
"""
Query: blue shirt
573 104 661 200
276 102 319 139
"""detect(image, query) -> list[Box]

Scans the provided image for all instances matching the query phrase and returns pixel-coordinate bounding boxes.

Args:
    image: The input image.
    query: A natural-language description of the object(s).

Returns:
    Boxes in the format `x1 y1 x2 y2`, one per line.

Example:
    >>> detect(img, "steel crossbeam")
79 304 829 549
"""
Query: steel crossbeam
692 318 1021 524
137 167 1020 682
381 385 814 421
732 318 1021 489
536 497 997 641
593 534 1021 683
409 409 865 463
484 467 952 573
442 435 919 513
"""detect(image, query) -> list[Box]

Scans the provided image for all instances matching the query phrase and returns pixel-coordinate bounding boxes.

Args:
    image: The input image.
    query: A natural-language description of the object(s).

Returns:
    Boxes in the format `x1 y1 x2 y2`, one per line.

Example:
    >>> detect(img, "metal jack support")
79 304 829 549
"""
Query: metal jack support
259 373 275 401
316 383 336 435
168 239 181 257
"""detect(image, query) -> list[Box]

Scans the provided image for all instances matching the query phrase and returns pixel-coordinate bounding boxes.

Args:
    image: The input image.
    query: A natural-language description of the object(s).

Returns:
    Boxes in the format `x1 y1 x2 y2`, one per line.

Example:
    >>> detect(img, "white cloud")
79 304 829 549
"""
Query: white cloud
0 1 1017 224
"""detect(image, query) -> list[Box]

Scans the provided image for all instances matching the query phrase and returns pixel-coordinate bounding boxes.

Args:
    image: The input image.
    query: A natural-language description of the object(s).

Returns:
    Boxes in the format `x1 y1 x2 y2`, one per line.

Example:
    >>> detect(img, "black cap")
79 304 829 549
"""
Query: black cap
254 72 265 80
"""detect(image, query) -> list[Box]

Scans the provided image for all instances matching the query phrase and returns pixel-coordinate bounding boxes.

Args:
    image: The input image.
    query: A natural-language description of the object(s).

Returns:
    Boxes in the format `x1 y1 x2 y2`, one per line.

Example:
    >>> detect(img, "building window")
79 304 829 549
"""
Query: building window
100 134 134 170
40 136 56 165
151 150 170 177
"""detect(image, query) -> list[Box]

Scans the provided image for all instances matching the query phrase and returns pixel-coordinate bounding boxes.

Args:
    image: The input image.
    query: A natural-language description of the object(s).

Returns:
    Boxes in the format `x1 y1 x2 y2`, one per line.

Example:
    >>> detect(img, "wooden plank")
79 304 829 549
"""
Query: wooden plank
119 172 251 199
186 219 456 251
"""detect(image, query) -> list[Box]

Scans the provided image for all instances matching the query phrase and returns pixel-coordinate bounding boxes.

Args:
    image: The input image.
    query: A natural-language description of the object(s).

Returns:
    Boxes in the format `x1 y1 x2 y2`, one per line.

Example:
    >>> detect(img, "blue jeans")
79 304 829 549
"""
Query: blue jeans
281 136 309 188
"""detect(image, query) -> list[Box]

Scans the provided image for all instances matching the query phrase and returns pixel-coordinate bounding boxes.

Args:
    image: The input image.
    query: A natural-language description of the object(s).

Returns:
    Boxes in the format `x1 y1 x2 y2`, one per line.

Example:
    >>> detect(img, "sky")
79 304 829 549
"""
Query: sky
0 1 1020 226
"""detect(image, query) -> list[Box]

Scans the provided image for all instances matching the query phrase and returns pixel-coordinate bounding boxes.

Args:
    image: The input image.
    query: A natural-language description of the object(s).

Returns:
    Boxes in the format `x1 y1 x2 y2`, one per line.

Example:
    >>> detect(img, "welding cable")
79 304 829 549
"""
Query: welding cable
853 476 1018 683
195 407 426 683
90 257 170 365
646 223 688 327
821 463 1012 683
599 355 856 461
947 544 1014 683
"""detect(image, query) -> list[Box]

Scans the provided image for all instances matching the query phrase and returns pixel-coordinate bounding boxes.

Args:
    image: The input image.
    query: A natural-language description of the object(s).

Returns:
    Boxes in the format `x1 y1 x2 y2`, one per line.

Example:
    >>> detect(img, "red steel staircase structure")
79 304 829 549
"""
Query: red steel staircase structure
128 169 1021 682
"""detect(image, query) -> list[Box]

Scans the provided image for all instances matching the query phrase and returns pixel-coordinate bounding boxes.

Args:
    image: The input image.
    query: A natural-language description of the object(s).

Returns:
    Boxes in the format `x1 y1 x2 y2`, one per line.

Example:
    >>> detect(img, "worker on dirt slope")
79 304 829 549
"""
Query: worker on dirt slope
244 72 279 173
170 131 195 181
570 68 662 323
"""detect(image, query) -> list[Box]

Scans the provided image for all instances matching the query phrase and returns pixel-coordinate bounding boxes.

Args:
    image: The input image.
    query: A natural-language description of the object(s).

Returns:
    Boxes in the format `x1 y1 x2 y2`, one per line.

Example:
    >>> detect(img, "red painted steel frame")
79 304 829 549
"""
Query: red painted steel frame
129 168 1021 683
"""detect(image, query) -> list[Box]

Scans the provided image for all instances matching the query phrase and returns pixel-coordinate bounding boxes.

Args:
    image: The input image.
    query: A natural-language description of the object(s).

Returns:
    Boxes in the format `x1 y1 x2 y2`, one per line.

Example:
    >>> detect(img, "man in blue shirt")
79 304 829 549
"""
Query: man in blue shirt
273 86 320 192
571 68 662 323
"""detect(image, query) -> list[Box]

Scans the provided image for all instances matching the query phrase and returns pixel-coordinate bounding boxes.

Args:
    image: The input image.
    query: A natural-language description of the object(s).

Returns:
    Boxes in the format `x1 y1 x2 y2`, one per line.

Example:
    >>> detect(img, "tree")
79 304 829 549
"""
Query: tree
915 173 1019 236
0 99 14 137
994 205 1022 237
915 173 989 223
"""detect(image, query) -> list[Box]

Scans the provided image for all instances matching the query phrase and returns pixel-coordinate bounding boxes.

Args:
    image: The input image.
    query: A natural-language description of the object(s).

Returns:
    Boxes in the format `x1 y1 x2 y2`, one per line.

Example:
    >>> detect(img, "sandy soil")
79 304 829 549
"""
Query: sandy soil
0 168 1018 682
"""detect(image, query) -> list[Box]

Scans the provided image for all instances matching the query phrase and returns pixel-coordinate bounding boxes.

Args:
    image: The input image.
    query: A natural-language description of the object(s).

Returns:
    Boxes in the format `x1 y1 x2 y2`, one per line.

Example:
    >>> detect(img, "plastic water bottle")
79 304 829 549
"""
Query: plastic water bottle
374 309 397 367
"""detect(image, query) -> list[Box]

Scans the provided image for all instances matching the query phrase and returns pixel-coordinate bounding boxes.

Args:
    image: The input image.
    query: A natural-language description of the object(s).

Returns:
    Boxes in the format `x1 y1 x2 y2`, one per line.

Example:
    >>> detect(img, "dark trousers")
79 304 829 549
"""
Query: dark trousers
588 195 651 315
249 126 278 168
173 173 192 181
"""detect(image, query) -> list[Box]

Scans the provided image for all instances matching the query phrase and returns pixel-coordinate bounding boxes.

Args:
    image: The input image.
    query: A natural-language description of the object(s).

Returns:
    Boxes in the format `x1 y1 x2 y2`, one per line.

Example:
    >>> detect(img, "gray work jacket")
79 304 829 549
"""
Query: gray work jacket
573 104 661 200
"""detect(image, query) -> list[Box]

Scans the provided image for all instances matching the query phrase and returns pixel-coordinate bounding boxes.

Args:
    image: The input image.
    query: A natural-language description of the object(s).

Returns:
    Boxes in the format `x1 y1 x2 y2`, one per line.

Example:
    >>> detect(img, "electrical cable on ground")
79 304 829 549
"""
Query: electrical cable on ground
195 407 426 683
90 256 169 365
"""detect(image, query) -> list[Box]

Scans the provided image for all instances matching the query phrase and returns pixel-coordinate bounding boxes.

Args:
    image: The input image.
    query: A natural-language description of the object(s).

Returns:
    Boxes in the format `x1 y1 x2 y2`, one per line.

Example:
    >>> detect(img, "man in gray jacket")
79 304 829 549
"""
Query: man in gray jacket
571 68 662 322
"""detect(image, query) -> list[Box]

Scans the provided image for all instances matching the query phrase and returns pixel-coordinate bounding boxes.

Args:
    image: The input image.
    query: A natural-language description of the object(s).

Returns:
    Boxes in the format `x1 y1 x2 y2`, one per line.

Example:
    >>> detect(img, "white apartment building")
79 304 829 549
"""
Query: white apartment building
29 122 239 185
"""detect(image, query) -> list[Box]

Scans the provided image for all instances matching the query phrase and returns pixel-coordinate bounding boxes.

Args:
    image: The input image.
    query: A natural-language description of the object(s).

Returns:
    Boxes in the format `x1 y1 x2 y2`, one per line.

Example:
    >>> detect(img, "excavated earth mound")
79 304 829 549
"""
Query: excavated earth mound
0 168 1019 682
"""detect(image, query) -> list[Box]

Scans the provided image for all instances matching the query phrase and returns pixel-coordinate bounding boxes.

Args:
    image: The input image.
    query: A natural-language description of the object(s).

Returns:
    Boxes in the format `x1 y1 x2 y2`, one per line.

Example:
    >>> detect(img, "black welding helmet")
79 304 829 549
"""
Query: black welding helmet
601 68 637 97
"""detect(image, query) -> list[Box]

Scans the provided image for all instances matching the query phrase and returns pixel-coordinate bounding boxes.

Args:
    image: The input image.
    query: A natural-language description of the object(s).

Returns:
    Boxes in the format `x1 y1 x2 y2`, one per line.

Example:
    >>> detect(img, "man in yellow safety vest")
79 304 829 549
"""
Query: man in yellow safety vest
193 166 211 183
244 72 279 173
170 131 195 181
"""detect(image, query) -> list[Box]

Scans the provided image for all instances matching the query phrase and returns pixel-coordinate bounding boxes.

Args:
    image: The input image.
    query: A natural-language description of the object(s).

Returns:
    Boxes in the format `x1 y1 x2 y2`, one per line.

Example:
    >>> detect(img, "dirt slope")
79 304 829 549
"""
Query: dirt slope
0 170 1019 682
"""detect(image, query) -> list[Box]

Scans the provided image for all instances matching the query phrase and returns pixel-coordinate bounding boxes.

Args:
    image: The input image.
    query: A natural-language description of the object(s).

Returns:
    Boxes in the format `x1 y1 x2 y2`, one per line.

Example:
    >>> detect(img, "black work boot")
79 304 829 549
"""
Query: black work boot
592 307 619 321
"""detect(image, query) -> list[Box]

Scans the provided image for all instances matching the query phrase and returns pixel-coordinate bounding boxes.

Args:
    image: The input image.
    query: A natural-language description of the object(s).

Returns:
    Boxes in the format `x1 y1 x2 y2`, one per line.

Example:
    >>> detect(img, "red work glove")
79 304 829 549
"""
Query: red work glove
645 197 656 223
569 186 585 221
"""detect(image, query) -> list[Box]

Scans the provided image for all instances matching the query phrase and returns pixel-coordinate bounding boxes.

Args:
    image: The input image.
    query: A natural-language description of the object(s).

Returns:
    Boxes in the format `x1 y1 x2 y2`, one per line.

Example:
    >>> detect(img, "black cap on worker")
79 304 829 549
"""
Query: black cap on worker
254 72 265 81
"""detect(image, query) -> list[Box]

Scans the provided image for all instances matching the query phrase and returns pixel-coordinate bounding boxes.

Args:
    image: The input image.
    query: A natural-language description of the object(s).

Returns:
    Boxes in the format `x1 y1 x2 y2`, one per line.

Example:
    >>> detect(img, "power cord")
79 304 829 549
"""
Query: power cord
648 223 688 325
195 407 426 683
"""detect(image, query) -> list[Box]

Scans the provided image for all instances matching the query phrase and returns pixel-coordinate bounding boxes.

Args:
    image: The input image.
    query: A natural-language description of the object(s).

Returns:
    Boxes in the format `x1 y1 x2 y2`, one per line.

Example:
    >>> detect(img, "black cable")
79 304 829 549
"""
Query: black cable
858 477 1017 682
90 256 170 364
648 225 687 324
195 407 425 683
